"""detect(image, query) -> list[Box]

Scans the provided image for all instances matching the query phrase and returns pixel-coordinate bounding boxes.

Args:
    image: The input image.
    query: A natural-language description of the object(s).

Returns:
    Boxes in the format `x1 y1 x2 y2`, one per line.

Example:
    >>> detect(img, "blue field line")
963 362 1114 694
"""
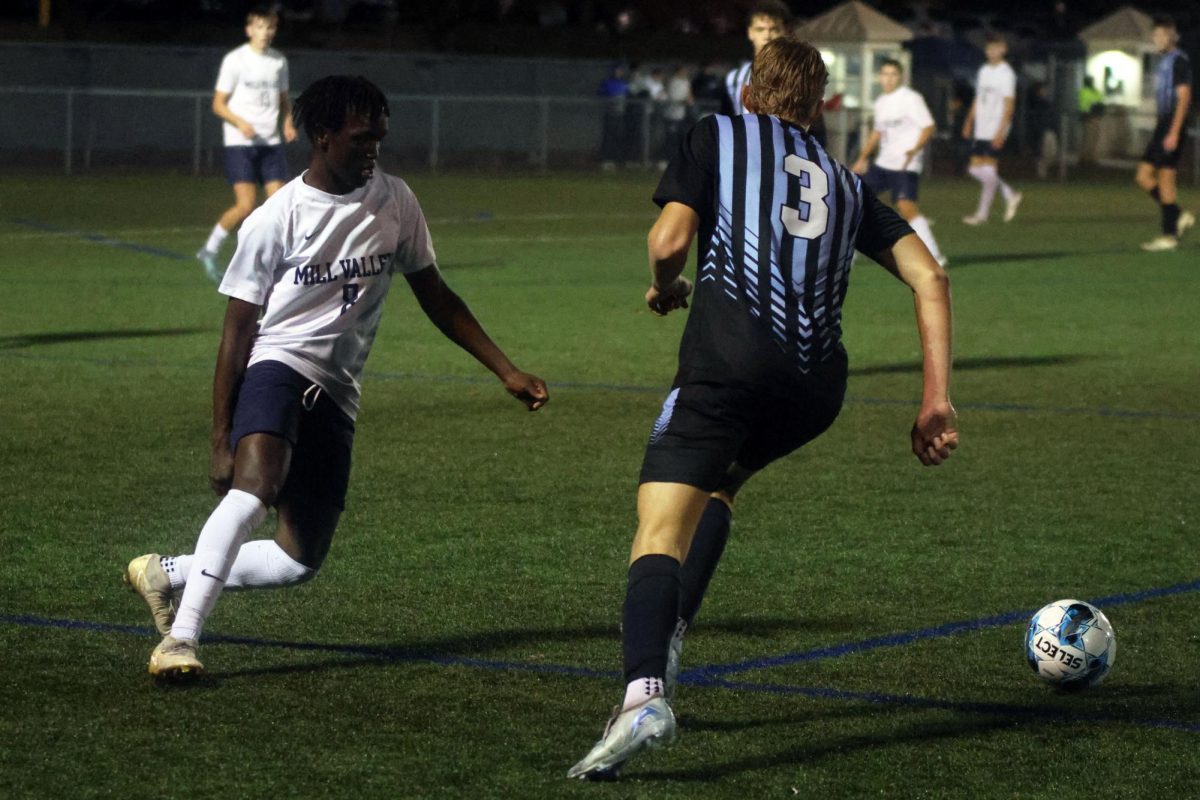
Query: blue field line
4 612 1199 735
696 677 1200 734
8 217 191 262
686 578 1200 681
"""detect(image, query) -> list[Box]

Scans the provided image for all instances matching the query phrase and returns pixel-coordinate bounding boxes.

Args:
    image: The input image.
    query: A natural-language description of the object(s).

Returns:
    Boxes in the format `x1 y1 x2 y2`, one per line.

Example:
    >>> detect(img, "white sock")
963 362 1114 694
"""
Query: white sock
162 541 314 591
998 178 1016 202
623 677 664 711
908 215 943 261
202 223 230 256
170 489 267 641
967 164 986 182
975 164 1000 219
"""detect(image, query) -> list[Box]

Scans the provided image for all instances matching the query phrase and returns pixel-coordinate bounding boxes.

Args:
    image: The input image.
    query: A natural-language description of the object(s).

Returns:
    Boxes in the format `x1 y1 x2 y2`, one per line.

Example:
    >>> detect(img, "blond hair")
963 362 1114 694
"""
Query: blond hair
743 37 828 126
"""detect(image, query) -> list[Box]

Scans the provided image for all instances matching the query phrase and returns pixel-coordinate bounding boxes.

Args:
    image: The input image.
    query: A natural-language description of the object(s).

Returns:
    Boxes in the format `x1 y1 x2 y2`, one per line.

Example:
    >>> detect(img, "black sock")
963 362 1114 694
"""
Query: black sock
1163 203 1181 236
678 498 732 627
1149 187 1161 204
622 554 680 682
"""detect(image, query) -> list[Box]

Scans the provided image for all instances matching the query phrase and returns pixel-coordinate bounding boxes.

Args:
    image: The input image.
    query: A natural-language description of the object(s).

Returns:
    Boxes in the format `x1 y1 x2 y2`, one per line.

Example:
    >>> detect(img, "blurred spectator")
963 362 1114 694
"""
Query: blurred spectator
1028 82 1059 178
597 62 630 171
1078 75 1105 164
662 64 694 165
691 61 726 111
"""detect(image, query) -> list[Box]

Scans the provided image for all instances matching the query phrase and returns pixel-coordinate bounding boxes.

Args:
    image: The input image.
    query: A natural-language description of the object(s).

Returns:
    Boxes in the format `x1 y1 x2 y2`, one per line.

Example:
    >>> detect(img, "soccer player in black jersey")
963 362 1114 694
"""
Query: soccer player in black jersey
569 37 958 780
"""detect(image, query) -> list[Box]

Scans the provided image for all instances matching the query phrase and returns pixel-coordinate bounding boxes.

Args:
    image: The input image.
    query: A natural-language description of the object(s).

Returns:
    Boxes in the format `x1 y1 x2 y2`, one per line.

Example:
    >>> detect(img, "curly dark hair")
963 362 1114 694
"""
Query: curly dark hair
291 75 389 143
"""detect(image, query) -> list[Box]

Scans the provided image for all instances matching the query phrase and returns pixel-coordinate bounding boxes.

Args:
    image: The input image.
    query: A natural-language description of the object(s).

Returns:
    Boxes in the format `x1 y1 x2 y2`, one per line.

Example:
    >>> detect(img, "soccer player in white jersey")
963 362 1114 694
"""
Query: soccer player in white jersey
124 76 549 679
723 0 790 115
196 6 298 283
853 58 946 266
961 34 1022 225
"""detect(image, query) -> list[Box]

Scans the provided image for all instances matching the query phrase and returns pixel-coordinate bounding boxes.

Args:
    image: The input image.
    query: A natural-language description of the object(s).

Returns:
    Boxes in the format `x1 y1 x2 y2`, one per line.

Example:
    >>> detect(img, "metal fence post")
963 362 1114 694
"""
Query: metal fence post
64 88 74 175
538 97 549 171
429 97 439 171
1058 112 1069 181
193 94 203 176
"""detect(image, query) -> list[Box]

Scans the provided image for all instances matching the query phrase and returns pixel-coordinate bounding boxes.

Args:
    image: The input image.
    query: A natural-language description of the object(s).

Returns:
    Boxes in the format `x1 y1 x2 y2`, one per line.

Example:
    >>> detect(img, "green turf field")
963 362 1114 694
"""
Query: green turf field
1 169 1197 798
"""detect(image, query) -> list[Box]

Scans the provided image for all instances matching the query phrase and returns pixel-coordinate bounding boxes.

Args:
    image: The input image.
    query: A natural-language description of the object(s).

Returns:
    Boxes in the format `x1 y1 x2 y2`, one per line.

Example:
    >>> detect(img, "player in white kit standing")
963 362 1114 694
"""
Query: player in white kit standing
853 58 947 266
197 6 298 283
125 75 549 679
962 35 1022 225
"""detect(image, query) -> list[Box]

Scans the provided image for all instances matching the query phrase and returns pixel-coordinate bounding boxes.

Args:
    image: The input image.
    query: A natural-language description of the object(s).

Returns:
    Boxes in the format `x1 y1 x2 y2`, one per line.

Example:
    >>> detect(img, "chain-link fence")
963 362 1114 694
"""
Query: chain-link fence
2 86 1195 182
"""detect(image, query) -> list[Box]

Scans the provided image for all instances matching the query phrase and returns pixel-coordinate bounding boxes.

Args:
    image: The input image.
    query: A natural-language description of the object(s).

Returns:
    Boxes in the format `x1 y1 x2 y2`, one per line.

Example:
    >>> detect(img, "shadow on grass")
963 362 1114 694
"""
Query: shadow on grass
851 353 1097 377
0 327 209 350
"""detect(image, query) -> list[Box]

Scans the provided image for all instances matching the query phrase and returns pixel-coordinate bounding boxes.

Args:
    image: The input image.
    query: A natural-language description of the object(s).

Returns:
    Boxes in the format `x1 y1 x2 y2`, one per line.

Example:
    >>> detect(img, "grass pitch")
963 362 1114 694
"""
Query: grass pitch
1 168 1198 798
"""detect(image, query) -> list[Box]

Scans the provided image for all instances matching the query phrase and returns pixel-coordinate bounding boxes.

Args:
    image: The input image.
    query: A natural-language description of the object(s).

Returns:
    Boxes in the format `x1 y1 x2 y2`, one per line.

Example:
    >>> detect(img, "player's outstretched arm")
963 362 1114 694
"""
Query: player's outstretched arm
645 201 698 316
405 266 548 411
211 298 261 494
853 131 881 173
873 234 958 466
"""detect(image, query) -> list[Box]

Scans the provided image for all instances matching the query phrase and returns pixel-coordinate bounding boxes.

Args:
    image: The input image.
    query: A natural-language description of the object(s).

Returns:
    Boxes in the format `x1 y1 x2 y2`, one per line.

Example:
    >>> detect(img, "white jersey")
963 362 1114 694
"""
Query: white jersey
219 170 436 419
215 43 289 147
972 61 1016 141
872 86 935 173
725 61 751 114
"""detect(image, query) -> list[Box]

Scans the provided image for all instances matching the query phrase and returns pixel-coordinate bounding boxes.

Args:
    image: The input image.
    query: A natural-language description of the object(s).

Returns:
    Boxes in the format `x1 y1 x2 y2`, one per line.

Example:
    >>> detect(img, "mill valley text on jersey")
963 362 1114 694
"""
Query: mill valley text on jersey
293 253 394 286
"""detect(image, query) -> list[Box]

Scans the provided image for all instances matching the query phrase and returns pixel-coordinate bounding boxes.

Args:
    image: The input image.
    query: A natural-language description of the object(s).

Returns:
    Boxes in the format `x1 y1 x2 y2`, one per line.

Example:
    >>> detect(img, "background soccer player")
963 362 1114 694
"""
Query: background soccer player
1136 16 1194 252
962 34 1022 226
569 36 957 780
853 58 947 266
196 6 298 282
126 75 549 679
722 0 791 116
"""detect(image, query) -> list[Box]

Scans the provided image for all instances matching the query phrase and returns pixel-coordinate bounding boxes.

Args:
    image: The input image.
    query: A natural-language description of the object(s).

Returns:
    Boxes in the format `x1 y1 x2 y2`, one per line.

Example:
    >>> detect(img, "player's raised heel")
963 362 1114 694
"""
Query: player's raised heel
196 249 223 283
664 619 687 701
567 697 677 780
148 635 204 680
1176 211 1195 239
124 553 176 636
1003 191 1023 222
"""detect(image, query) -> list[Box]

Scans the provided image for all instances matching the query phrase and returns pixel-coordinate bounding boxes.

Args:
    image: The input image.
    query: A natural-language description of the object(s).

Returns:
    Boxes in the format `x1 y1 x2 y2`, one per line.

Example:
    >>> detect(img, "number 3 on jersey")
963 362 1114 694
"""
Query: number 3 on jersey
780 154 829 239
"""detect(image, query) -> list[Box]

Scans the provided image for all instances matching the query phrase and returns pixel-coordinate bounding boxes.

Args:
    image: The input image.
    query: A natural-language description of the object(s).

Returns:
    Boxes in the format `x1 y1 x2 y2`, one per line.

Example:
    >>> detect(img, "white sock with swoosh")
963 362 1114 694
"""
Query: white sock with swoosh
170 489 267 641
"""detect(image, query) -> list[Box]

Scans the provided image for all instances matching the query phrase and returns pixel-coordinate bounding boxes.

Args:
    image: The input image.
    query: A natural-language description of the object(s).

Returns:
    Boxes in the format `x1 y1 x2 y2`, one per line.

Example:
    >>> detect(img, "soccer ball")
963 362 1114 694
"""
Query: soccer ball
1025 599 1116 689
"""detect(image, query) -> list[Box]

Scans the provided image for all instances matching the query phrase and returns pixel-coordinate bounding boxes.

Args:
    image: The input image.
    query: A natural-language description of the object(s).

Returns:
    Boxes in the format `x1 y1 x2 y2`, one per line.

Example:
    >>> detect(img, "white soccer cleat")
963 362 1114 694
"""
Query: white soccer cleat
567 697 677 780
196 249 223 283
1140 235 1179 252
1177 211 1195 239
148 635 204 680
1004 191 1023 222
123 554 175 636
664 619 687 701
961 214 986 226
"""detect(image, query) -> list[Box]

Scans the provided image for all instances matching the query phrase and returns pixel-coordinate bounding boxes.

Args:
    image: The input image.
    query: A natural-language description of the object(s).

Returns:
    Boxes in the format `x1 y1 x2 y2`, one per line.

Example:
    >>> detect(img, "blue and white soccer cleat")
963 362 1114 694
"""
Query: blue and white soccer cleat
196 249 223 283
664 619 687 701
567 697 677 780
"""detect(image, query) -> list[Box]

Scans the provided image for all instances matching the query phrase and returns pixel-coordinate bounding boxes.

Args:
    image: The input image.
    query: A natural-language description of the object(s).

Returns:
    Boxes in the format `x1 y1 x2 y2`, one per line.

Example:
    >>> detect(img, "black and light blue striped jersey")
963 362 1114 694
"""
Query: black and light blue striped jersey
724 62 752 115
1154 49 1192 120
653 113 911 387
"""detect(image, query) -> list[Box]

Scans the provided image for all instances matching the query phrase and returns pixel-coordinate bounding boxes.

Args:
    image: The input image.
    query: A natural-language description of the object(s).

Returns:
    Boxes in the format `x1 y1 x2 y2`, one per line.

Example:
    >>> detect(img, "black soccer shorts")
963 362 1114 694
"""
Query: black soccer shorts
638 370 847 492
229 360 355 510
1142 119 1188 170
